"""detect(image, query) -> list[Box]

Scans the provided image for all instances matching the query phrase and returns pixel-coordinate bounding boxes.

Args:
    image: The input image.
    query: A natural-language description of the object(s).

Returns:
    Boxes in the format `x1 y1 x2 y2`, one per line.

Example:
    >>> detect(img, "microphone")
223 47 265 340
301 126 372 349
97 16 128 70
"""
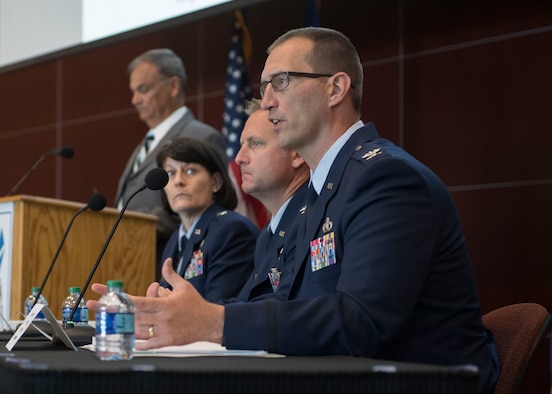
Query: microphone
32 193 107 309
54 146 75 159
19 193 106 337
60 168 168 345
6 146 75 196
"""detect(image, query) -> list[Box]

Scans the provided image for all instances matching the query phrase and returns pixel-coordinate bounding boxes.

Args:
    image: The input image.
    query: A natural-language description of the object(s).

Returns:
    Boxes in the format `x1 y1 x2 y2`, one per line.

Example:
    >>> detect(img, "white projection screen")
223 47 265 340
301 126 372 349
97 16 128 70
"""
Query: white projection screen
0 0 264 69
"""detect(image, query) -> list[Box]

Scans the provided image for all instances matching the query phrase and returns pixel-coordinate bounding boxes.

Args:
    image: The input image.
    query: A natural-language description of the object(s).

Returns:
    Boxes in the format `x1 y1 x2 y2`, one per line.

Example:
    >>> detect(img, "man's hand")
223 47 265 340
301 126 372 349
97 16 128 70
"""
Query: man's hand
86 283 108 312
87 257 224 350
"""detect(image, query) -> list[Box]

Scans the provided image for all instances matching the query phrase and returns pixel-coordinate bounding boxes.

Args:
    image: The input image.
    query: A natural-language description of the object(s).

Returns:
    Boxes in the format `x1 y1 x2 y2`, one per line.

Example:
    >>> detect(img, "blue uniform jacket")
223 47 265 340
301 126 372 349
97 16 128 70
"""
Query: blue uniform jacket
160 203 258 302
235 182 309 302
224 123 500 394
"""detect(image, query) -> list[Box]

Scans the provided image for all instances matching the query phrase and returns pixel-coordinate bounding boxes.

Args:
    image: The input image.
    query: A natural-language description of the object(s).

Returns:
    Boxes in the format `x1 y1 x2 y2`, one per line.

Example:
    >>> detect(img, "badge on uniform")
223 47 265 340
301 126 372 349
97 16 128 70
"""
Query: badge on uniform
310 231 336 272
268 267 281 292
184 250 204 279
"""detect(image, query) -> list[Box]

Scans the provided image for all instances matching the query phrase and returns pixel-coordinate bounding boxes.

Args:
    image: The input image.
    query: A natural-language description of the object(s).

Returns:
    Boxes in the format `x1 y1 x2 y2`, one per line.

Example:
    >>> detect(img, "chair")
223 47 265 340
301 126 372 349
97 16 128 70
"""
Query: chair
482 303 551 394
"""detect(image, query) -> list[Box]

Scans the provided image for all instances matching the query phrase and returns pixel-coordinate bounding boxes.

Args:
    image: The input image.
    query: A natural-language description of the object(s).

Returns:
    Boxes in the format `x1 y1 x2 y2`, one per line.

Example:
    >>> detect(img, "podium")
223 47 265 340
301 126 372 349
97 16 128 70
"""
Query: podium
0 195 156 322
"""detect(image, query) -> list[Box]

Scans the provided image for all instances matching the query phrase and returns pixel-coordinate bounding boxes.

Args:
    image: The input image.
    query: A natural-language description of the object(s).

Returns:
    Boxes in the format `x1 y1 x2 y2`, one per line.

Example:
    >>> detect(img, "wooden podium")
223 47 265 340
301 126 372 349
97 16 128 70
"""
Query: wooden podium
0 195 156 321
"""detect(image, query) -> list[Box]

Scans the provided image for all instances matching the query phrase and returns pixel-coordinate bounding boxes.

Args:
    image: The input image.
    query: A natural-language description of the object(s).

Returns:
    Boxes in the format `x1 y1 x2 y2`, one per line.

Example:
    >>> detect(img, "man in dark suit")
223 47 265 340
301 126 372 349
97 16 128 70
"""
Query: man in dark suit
115 48 226 274
92 28 499 394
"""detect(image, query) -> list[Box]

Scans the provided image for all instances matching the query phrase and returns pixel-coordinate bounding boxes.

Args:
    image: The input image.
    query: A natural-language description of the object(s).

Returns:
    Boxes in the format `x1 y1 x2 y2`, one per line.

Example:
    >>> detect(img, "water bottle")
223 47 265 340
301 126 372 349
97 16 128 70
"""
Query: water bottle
95 280 135 360
24 287 48 319
61 286 88 327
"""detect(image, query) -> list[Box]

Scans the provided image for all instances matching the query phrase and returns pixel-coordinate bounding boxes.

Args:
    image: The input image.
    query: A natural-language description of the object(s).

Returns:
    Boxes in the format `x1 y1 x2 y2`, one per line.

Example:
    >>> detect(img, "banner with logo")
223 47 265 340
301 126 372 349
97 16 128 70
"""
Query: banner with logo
0 201 14 329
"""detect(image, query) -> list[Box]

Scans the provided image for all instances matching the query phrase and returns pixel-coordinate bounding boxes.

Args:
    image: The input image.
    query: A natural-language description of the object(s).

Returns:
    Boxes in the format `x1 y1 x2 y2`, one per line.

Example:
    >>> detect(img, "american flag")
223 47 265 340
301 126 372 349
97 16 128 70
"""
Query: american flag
222 10 269 229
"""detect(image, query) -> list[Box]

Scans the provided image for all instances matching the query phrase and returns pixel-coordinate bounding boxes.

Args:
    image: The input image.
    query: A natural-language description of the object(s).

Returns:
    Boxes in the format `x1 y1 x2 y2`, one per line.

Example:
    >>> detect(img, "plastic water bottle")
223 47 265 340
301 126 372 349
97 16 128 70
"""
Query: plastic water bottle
61 286 88 327
95 280 135 360
24 287 48 319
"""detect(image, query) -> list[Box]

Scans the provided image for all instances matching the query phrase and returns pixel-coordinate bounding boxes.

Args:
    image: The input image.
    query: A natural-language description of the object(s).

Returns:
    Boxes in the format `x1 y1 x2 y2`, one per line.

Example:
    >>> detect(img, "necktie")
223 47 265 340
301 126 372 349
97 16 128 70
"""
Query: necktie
117 132 155 209
179 235 187 258
176 235 187 275
306 183 318 205
305 184 318 226
132 132 154 174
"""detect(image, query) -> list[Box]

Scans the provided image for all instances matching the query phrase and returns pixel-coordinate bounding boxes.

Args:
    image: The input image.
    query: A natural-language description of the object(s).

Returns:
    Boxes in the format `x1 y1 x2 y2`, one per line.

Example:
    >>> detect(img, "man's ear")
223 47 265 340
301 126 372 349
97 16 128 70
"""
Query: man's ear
328 72 353 107
169 76 181 98
290 150 306 169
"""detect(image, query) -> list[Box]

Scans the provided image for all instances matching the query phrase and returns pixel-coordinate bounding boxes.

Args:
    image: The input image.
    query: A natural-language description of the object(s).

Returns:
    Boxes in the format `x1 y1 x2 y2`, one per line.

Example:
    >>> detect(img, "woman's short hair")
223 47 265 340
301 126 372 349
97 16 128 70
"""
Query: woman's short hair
156 137 237 213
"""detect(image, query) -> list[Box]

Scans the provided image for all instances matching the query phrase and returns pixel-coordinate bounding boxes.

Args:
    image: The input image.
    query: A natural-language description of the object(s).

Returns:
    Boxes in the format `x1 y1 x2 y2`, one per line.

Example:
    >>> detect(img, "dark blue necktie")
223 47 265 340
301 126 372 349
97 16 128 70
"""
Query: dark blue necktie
176 235 187 275
179 235 187 258
307 184 318 205
305 184 318 224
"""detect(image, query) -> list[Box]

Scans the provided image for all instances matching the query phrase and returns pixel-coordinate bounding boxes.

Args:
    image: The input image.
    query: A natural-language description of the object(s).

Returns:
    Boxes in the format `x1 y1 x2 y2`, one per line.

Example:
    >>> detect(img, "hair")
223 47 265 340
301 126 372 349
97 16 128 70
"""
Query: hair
156 137 238 212
268 27 363 113
244 98 261 116
128 48 188 95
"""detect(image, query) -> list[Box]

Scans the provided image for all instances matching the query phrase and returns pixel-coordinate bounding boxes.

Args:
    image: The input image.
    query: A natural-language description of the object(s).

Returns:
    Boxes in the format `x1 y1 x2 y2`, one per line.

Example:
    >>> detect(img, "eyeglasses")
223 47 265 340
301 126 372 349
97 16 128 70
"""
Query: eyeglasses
259 71 333 98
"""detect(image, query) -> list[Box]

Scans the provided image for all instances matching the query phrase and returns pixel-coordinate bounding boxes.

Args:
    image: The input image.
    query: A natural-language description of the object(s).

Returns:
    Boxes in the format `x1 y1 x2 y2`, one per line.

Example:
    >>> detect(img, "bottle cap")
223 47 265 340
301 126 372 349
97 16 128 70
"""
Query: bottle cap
106 280 124 288
31 286 40 292
69 286 81 293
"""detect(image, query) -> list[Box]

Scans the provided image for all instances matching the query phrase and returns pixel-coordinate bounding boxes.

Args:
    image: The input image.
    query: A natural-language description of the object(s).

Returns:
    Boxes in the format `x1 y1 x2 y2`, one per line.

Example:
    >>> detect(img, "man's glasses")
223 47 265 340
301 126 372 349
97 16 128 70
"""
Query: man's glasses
259 71 333 98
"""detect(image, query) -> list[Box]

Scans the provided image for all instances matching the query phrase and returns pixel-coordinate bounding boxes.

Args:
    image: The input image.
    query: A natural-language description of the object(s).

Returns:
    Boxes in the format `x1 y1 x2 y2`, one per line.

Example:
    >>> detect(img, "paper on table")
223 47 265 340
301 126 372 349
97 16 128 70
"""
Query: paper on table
135 341 284 358
82 340 285 358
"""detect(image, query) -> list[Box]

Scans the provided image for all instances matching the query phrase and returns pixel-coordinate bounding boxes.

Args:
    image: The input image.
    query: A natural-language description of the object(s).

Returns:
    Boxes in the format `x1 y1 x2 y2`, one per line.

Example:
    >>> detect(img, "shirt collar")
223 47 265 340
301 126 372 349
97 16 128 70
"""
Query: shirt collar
178 214 200 245
268 196 293 234
310 120 364 194
148 106 188 152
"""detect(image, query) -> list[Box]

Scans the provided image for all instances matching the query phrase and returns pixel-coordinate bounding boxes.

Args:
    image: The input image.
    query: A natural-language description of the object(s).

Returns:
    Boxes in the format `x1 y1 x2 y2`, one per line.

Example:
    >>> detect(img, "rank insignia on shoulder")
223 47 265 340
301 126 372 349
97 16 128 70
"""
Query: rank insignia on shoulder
362 148 382 160
217 210 228 216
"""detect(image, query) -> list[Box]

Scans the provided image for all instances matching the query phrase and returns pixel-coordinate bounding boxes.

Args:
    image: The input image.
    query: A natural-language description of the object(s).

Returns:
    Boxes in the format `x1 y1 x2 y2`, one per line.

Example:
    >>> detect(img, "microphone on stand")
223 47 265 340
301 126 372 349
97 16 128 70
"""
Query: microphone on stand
32 193 107 308
60 168 169 345
6 146 75 196
19 192 107 336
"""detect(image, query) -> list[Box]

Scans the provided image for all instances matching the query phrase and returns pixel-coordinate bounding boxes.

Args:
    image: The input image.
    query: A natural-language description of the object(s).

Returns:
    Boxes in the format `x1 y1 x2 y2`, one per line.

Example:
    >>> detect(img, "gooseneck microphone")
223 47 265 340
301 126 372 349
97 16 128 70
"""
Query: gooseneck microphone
32 193 107 309
63 168 168 344
6 146 75 196
54 146 75 159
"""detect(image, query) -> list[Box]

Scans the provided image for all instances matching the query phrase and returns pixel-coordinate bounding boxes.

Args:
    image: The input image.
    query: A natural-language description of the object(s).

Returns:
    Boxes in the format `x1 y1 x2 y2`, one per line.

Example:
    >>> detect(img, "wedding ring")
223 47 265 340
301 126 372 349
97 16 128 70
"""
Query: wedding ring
148 325 155 338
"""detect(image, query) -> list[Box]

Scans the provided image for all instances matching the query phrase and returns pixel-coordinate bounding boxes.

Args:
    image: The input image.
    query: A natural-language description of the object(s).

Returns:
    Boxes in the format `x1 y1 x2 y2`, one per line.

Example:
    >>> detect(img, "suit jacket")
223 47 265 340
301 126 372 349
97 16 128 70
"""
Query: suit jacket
159 203 258 302
234 182 309 302
224 123 500 394
116 110 227 239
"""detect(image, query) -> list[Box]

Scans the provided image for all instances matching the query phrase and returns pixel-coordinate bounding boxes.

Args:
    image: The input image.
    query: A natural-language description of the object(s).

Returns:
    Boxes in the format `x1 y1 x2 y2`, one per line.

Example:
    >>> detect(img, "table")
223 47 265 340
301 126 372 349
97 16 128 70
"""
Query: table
0 337 481 394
